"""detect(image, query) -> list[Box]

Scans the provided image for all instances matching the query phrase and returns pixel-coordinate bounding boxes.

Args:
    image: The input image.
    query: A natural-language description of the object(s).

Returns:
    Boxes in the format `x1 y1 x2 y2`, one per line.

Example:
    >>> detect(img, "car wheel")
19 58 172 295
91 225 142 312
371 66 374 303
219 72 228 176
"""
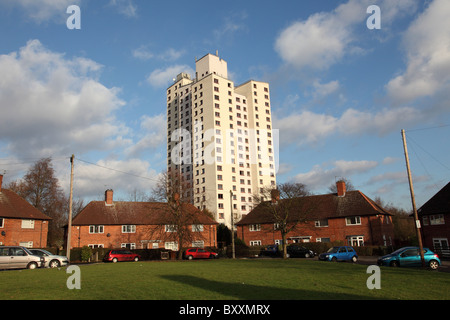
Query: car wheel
134 257 139 262
429 260 439 270
351 256 358 263
390 260 399 267
49 260 61 268
187 255 193 260
305 253 310 258
331 256 337 262
27 262 38 270
112 257 118 263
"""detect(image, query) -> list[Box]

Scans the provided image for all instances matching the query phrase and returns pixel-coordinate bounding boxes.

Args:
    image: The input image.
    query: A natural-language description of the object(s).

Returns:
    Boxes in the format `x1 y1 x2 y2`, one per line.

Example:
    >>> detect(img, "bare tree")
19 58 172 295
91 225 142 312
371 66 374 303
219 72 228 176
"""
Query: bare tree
151 170 207 259
253 182 315 259
328 177 355 193
10 158 68 247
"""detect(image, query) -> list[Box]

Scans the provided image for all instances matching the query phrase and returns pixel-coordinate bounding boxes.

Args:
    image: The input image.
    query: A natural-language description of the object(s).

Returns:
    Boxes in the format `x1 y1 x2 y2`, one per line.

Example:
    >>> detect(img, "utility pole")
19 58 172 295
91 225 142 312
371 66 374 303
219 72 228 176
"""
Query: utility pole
67 155 75 261
230 190 235 259
401 130 425 267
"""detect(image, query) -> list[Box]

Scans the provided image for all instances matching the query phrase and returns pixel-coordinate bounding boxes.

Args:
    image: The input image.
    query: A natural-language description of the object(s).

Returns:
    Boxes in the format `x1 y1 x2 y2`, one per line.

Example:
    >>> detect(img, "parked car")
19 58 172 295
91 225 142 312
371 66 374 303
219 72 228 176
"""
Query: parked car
286 245 316 258
29 249 69 268
260 244 280 257
0 246 45 270
319 246 358 262
184 248 218 260
103 249 141 263
377 247 441 270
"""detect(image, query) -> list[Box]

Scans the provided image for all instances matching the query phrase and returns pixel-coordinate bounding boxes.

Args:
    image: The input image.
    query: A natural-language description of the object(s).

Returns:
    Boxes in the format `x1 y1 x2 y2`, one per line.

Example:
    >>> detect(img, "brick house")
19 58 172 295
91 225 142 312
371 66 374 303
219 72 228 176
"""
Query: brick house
0 175 51 248
236 181 394 247
68 189 218 250
418 182 450 257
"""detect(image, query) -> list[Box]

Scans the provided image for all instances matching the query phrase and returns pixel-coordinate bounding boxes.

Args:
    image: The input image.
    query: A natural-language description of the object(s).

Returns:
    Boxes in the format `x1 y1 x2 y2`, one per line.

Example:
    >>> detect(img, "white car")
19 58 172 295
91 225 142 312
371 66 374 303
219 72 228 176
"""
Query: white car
29 249 69 268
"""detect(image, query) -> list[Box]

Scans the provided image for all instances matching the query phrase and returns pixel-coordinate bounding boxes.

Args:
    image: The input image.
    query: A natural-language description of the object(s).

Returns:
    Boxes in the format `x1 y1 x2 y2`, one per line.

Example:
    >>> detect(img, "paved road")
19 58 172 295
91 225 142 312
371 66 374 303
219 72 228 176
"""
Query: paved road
357 256 450 273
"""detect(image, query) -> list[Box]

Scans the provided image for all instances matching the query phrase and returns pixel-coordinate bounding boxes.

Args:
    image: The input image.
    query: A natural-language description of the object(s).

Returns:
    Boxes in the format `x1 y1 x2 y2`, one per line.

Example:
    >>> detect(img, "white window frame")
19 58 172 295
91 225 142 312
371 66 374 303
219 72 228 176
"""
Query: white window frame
165 225 177 232
122 225 136 233
345 216 361 226
430 214 445 225
315 219 329 227
250 240 261 246
89 225 104 234
192 224 204 232
165 241 178 250
249 224 261 232
21 219 35 229
348 236 364 247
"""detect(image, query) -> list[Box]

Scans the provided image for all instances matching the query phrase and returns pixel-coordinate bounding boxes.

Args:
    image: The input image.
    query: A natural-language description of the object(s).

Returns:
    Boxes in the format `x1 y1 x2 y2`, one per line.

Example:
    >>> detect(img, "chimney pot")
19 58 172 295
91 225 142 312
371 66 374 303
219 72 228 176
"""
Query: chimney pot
105 189 113 205
336 180 346 197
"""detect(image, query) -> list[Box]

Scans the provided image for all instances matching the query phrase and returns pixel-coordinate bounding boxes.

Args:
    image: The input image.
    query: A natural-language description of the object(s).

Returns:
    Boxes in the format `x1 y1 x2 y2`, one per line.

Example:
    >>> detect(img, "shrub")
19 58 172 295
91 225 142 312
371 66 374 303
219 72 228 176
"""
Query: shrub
81 246 92 262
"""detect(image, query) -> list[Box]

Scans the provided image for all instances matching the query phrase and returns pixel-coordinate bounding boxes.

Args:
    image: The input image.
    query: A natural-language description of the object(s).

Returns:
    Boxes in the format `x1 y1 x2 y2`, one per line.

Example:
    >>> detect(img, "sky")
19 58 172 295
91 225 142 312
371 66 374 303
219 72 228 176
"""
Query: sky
0 0 449 210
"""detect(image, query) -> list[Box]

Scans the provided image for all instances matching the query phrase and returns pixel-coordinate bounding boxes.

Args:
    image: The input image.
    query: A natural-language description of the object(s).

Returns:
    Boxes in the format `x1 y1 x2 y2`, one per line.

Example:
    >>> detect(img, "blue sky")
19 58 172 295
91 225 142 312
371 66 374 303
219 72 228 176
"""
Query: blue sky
0 0 449 210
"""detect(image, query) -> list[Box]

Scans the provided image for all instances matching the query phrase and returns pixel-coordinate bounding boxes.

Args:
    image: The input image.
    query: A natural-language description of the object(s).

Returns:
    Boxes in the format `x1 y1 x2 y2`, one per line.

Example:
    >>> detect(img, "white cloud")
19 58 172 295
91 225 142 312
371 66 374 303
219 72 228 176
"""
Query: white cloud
2 0 80 23
275 0 419 71
386 0 450 104
133 47 184 61
125 114 167 157
312 80 340 99
293 160 378 190
65 158 159 199
273 105 421 147
109 0 137 18
0 40 127 158
147 65 194 88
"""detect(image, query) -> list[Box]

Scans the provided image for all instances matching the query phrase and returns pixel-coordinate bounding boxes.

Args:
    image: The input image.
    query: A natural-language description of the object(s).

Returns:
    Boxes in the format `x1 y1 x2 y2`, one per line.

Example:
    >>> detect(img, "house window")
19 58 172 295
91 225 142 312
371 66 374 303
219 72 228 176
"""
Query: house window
430 214 445 225
89 225 104 234
249 224 261 232
192 224 204 232
165 225 177 232
192 240 204 248
19 241 33 248
122 225 136 233
165 242 178 250
88 244 104 248
316 238 330 243
121 243 136 249
21 220 35 229
315 219 328 227
0 218 3 228
348 236 364 246
345 216 361 226
250 240 261 246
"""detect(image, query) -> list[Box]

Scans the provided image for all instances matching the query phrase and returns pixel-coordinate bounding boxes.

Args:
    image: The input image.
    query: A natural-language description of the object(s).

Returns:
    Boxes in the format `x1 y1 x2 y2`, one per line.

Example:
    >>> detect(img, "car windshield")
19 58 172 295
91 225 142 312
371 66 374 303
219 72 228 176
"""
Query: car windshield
327 247 340 253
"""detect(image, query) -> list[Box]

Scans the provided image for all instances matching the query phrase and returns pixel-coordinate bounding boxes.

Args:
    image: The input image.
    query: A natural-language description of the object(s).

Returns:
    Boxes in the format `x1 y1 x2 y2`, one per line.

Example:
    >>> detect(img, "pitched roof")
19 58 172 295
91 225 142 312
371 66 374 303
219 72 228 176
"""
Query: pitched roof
418 182 450 216
72 201 218 226
237 190 391 225
0 189 52 220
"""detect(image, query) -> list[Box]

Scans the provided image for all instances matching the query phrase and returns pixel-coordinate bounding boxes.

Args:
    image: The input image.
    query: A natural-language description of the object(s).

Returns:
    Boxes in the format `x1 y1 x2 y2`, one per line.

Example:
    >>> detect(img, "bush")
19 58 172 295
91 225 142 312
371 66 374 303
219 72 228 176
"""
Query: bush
81 246 92 262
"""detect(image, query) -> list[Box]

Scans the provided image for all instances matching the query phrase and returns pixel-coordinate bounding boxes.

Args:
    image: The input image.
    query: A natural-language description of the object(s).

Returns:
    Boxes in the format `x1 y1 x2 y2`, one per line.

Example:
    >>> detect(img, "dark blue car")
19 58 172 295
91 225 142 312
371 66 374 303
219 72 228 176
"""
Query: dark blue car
377 247 441 270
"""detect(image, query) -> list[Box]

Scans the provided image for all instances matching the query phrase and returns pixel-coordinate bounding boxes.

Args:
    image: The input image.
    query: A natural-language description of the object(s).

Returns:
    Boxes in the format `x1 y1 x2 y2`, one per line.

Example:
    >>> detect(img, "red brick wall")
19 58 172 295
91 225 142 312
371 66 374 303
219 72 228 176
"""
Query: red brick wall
421 213 450 249
70 224 217 249
0 218 49 247
238 215 395 247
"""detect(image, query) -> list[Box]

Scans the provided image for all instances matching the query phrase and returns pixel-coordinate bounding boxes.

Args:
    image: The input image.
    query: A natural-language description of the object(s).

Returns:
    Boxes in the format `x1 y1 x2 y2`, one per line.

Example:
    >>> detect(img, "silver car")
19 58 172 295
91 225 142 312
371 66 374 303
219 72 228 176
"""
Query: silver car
29 249 69 268
0 246 44 270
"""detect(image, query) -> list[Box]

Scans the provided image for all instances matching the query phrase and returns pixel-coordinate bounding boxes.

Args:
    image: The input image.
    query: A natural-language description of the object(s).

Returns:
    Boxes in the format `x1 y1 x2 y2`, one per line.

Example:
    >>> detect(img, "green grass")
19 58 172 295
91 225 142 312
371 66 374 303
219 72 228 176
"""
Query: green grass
1 259 449 300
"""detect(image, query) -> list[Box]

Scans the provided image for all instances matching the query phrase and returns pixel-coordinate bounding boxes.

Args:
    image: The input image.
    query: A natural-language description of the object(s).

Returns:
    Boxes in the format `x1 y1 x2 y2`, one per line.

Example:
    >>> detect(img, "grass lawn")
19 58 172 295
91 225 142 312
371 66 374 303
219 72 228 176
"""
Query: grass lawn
0 259 449 300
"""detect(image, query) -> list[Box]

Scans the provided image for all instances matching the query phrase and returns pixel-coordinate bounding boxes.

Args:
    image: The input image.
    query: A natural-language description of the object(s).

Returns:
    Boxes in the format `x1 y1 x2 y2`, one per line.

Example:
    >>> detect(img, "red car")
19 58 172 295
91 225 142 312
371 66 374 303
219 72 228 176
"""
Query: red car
184 248 218 260
103 250 141 263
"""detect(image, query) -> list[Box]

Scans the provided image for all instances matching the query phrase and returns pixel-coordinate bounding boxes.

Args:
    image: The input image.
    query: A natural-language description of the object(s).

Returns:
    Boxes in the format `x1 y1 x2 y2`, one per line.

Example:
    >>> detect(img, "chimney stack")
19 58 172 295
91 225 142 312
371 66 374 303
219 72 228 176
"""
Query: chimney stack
336 180 346 197
0 174 3 192
105 189 113 205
